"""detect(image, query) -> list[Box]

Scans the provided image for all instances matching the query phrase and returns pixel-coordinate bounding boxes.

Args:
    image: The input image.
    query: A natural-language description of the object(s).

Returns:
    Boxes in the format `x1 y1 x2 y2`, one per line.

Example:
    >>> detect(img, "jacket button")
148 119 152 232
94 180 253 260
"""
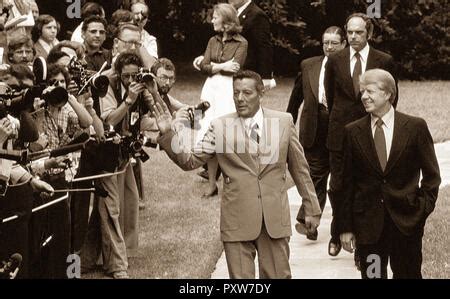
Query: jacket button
382 179 387 184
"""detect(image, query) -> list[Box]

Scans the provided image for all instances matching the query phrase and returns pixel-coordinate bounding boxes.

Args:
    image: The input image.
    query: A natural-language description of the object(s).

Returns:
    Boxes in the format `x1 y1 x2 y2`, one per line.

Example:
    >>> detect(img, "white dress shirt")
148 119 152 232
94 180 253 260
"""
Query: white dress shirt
242 106 263 139
141 30 158 59
237 0 252 17
318 56 328 106
371 106 395 160
350 43 370 76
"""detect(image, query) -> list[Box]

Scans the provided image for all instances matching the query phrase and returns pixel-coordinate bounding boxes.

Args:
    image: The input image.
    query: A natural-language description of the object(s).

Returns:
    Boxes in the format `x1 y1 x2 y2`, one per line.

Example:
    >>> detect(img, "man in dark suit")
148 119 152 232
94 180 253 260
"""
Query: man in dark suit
228 0 274 88
286 26 346 240
324 13 398 256
338 69 441 279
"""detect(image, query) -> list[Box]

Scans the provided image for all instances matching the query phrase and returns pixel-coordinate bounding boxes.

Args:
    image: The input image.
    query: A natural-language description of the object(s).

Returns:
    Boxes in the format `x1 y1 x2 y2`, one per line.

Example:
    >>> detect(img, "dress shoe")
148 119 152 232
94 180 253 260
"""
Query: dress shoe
112 271 129 279
295 222 318 241
202 187 218 198
328 239 342 256
197 170 209 180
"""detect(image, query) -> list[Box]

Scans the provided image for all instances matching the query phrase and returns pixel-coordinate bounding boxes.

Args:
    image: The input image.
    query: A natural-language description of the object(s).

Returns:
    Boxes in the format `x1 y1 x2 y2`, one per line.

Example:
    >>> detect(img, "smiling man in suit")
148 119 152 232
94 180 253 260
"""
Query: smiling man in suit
287 26 346 241
338 69 440 279
152 70 321 279
324 13 398 257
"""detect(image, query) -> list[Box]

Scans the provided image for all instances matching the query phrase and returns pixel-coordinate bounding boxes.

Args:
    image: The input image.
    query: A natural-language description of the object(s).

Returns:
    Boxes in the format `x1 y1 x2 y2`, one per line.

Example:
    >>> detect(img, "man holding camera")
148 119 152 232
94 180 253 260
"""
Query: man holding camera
81 51 154 279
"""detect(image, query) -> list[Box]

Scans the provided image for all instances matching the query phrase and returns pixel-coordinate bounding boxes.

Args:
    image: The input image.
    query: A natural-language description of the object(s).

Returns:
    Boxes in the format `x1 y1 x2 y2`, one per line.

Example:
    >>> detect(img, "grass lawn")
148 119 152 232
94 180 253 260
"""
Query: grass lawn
422 186 450 278
87 73 450 278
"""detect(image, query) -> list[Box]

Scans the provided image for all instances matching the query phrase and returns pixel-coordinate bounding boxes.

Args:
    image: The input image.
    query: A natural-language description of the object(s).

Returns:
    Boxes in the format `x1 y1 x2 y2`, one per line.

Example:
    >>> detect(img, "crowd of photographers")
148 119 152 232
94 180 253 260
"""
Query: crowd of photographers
0 0 189 279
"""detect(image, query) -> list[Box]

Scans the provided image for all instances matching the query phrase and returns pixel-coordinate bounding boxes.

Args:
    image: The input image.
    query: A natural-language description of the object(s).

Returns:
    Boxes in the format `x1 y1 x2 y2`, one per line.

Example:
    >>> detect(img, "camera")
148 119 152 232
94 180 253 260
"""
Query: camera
135 68 154 85
187 101 210 129
67 56 110 98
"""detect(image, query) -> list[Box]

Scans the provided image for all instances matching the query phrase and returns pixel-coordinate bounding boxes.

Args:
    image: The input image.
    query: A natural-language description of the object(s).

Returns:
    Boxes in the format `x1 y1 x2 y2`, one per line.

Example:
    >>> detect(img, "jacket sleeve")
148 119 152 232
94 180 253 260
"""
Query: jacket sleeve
286 62 304 124
250 12 273 79
287 116 321 216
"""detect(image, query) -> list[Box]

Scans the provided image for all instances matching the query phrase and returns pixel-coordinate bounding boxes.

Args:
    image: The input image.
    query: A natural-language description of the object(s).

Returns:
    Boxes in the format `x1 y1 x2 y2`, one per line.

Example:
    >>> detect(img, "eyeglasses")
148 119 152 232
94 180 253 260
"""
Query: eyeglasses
157 75 175 83
117 37 142 48
121 72 138 80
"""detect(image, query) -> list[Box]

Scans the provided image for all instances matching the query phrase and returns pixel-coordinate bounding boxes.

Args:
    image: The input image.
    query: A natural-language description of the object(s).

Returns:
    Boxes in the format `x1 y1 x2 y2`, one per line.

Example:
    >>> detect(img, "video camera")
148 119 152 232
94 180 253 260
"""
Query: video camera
67 56 110 98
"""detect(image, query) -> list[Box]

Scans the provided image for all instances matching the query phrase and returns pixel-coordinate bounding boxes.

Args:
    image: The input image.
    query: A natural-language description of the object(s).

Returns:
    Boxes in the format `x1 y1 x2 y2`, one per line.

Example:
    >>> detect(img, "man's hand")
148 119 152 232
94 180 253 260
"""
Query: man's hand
67 80 80 96
84 96 94 111
340 232 356 253
128 82 146 103
30 178 55 199
193 55 204 71
0 117 13 144
305 215 320 234
44 156 69 170
152 101 173 135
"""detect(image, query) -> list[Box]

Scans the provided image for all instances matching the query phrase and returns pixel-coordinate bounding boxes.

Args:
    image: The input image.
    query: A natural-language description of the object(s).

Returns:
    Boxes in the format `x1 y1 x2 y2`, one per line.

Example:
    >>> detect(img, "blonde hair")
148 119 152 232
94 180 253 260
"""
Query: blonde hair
213 3 242 35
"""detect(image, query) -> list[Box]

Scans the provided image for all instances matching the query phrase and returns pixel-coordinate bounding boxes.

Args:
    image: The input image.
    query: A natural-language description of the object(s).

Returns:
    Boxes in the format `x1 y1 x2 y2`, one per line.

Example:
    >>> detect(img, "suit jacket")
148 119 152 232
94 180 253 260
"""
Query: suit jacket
339 112 441 245
238 2 273 79
286 55 325 148
34 41 48 60
158 108 321 242
325 46 397 151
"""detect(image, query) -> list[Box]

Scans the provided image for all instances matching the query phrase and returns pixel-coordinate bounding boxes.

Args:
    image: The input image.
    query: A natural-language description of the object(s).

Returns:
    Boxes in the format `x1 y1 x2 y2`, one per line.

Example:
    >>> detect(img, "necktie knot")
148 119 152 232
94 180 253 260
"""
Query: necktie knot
354 52 361 59
249 120 259 143
376 118 384 128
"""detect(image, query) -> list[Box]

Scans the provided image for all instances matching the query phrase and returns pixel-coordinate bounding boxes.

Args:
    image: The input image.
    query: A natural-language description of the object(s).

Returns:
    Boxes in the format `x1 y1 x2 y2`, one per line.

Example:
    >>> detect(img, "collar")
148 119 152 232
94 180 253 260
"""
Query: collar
321 56 328 67
237 0 252 16
350 43 370 62
214 33 244 43
371 105 395 130
242 106 263 132
121 83 127 99
38 38 59 53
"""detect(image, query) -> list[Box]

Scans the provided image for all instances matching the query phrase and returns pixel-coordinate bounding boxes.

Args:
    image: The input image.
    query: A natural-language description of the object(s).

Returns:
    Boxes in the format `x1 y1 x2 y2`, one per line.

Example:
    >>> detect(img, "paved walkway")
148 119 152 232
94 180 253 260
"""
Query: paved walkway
211 142 450 279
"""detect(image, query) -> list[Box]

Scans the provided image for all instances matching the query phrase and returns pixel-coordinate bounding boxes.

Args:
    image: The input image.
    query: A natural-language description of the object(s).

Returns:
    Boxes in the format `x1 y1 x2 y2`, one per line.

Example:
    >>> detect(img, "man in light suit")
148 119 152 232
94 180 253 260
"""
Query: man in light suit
287 26 346 240
152 70 321 279
324 13 398 256
338 69 440 279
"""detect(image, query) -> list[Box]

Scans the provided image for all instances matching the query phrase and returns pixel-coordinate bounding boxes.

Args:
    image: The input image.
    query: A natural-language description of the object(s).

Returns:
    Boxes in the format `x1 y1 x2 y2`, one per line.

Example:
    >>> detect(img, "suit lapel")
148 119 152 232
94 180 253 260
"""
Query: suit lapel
354 116 383 176
365 47 380 72
308 56 323 101
238 2 254 25
338 48 355 99
223 115 258 175
259 109 285 174
384 112 410 175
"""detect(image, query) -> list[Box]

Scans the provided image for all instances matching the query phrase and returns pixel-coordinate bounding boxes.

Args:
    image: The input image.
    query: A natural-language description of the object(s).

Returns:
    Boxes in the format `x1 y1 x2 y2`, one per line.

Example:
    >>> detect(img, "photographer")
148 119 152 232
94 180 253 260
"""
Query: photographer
82 51 152 279
1 115 54 279
26 63 92 278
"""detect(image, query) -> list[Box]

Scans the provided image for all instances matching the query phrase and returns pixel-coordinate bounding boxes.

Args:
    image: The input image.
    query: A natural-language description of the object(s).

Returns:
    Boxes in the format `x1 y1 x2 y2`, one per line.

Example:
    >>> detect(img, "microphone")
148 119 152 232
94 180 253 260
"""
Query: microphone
0 253 22 279
18 111 39 142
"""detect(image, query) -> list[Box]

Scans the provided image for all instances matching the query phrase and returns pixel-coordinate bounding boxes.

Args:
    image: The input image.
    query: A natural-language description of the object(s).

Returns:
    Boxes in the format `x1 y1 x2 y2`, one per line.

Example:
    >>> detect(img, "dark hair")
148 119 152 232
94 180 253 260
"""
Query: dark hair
7 34 34 54
81 2 105 19
114 52 143 74
323 26 345 42
345 13 374 38
82 15 108 32
233 70 264 94
151 58 176 76
9 63 35 82
47 50 69 65
47 63 71 86
31 14 60 42
49 40 85 61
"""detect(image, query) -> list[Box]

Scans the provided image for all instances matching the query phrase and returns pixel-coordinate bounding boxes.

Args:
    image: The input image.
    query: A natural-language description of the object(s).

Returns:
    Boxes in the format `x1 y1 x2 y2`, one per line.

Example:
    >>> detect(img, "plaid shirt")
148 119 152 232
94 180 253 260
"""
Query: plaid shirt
40 103 81 150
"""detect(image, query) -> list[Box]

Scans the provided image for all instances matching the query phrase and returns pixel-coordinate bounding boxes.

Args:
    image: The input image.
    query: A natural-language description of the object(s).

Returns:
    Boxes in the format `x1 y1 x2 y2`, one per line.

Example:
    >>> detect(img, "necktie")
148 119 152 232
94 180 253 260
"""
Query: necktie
250 122 259 144
352 52 362 97
374 118 387 171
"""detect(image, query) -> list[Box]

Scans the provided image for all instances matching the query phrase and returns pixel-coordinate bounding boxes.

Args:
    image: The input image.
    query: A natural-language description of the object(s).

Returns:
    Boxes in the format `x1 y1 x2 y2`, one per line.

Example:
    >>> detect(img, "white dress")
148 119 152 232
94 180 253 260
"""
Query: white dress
196 73 236 143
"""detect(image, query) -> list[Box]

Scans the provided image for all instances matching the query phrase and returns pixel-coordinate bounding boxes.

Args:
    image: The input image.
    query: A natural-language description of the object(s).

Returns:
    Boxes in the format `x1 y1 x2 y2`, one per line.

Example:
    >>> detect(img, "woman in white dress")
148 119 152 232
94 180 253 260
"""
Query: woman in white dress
195 3 248 197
